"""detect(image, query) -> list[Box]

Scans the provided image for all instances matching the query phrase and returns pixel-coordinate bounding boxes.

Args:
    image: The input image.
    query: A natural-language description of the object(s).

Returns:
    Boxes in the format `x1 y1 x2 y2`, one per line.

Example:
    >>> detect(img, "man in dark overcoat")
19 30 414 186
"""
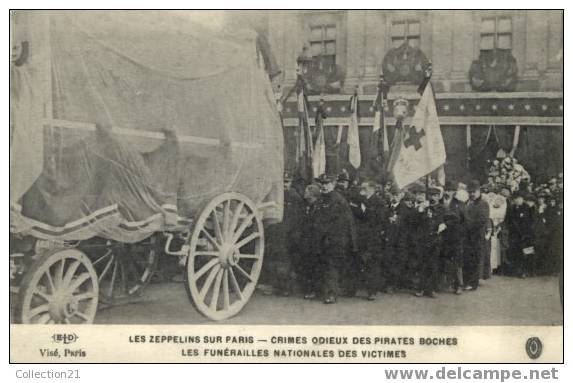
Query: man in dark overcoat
299 184 322 299
314 174 357 304
381 186 410 294
269 173 305 295
353 180 387 300
506 191 535 278
414 186 446 298
463 180 490 290
441 181 465 295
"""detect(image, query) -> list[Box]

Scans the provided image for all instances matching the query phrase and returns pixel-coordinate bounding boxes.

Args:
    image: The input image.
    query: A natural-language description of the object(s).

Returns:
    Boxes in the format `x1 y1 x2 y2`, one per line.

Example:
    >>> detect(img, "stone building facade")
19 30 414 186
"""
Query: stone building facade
261 10 563 183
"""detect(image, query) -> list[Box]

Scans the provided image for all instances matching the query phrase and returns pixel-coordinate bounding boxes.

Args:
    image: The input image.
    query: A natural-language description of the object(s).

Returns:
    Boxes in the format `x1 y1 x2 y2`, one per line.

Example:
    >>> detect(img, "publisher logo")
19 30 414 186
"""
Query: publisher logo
525 337 543 359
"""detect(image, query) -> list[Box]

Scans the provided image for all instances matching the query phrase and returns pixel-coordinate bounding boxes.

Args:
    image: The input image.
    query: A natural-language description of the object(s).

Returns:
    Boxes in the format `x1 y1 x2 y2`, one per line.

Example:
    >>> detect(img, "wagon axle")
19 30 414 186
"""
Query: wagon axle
219 245 241 268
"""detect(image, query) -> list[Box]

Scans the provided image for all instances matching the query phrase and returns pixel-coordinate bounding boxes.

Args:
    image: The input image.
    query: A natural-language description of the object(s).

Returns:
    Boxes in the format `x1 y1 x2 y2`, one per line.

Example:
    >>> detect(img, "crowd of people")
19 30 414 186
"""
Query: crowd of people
266 167 564 304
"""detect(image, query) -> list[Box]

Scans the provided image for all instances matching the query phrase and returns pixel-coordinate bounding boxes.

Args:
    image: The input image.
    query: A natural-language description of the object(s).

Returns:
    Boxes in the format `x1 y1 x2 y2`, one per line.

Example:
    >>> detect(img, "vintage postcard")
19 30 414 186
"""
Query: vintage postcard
9 9 563 363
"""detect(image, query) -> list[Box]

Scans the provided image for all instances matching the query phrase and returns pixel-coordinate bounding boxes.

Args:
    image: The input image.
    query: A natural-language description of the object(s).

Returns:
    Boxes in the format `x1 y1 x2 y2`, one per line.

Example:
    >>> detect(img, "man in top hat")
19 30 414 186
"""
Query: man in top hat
441 180 466 295
463 180 490 290
506 190 535 278
299 184 322 299
314 174 357 303
352 179 388 300
334 169 361 295
382 185 412 294
414 186 446 298
402 183 428 289
544 191 562 275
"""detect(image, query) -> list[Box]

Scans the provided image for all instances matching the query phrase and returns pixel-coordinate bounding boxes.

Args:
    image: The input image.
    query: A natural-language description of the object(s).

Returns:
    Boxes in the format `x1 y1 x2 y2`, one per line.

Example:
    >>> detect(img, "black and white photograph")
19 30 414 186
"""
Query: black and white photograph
8 9 564 363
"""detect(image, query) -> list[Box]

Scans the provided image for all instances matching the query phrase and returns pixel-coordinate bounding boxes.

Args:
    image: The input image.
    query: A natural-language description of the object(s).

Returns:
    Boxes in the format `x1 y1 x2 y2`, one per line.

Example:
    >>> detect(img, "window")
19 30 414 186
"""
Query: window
480 16 512 51
309 24 337 72
391 20 421 49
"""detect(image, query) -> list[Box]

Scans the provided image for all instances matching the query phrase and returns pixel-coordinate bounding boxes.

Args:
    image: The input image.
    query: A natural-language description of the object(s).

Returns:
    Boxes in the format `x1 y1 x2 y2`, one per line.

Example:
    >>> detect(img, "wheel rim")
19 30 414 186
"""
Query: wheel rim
20 249 98 324
188 193 264 320
88 236 157 304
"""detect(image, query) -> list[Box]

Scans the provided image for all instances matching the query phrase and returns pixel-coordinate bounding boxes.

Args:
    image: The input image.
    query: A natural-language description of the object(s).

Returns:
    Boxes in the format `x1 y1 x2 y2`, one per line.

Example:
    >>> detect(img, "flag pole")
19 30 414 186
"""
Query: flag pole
423 59 433 199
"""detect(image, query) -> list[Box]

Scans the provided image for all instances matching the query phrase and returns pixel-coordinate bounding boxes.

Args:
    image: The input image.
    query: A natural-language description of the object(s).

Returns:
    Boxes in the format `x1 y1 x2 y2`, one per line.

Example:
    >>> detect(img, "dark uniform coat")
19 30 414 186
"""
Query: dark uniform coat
441 198 465 265
417 202 446 293
313 190 356 297
353 194 387 294
314 190 356 259
382 202 410 288
506 203 535 275
462 196 490 288
299 201 321 294
264 186 305 292
353 194 386 256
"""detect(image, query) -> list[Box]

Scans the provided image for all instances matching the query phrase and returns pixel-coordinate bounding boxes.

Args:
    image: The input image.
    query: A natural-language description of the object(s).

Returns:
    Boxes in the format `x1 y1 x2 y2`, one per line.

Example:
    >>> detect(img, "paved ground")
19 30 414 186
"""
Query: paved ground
92 275 563 326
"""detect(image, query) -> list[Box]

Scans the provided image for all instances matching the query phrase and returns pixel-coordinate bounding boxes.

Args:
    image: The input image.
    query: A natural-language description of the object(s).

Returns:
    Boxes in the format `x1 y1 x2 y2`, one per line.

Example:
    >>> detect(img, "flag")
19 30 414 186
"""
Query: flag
348 94 361 168
312 104 327 177
370 79 390 173
292 74 313 181
390 83 446 189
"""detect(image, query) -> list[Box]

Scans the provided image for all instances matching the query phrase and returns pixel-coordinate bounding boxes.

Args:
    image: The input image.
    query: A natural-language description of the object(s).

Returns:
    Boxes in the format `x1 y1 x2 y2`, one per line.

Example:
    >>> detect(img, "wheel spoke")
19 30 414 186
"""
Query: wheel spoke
233 264 253 283
44 272 56 295
92 249 112 266
98 255 115 282
62 260 81 289
73 311 90 323
67 272 91 293
74 291 96 301
33 290 52 302
119 260 128 294
200 229 220 250
28 304 50 318
238 253 260 260
199 264 221 301
228 201 245 238
228 268 243 300
234 232 261 250
35 312 52 324
194 251 220 257
211 210 224 243
54 259 65 288
194 258 220 281
231 214 256 243
222 269 230 310
108 261 118 297
209 269 224 311
222 200 231 237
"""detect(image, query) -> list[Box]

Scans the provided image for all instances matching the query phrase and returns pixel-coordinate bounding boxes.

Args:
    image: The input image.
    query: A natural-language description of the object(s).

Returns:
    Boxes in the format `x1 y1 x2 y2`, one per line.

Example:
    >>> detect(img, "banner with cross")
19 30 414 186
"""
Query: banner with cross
391 83 446 189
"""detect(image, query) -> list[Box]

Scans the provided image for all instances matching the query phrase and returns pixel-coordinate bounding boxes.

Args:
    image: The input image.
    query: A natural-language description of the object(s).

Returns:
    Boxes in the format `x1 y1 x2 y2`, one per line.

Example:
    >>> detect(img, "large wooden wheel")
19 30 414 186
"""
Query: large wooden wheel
16 249 99 324
187 192 264 320
86 236 158 305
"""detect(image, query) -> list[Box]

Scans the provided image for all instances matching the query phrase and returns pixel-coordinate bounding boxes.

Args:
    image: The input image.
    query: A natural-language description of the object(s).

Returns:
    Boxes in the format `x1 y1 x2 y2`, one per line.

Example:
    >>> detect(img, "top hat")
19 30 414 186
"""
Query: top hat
467 180 481 192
